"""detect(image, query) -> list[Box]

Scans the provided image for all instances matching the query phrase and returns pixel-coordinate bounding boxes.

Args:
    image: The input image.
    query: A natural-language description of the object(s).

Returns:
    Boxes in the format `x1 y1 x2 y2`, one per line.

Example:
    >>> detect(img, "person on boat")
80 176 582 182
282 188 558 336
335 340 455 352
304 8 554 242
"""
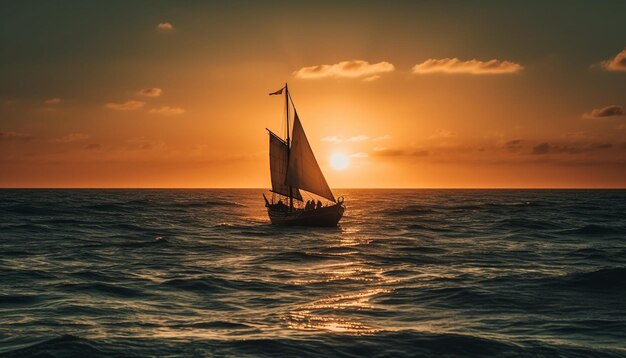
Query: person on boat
316 200 322 209
274 199 287 211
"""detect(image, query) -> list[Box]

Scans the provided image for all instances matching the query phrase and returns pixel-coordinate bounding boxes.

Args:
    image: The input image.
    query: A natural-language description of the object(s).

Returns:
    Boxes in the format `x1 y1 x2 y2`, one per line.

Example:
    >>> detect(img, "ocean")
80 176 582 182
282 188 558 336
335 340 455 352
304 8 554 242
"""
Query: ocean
1 189 625 357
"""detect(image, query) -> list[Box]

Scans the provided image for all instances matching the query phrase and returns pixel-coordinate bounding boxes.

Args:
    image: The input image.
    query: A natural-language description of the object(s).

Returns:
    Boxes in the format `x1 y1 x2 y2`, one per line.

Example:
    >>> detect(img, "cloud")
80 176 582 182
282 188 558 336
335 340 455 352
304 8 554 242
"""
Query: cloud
371 147 429 157
136 88 162 97
504 139 524 151
321 135 369 143
350 152 368 158
428 129 455 139
348 135 369 142
583 105 624 119
373 135 391 141
372 148 406 157
532 142 613 155
321 136 341 143
44 98 61 105
0 131 32 141
125 137 167 151
293 60 395 80
157 22 173 31
602 48 626 72
363 75 380 82
105 100 145 111
52 133 89 143
562 132 587 140
412 58 524 75
532 142 551 155
84 143 101 150
149 106 184 115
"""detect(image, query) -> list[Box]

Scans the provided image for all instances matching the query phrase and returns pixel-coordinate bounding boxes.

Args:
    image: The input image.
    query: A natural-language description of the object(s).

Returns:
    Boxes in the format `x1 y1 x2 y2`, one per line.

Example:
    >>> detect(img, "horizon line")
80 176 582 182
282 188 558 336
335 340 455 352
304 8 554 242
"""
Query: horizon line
1 187 625 190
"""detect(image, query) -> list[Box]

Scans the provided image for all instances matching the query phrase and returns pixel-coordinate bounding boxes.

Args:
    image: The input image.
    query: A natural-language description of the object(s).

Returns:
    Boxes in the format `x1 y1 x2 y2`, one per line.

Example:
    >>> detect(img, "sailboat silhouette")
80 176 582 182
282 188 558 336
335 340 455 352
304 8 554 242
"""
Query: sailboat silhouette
263 84 345 226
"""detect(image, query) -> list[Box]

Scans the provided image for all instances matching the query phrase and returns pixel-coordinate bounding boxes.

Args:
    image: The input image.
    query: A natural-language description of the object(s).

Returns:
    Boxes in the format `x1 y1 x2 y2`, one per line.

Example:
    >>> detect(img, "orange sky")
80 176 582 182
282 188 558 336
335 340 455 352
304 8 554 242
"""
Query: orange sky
1 2 625 188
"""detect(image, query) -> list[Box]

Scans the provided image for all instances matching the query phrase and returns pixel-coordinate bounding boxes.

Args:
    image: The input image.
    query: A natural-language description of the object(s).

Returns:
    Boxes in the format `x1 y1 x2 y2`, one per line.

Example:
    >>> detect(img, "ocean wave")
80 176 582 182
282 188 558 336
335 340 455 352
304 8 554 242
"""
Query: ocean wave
564 267 626 290
1 204 57 216
0 294 43 306
2 189 626 356
378 206 438 216
1 335 107 358
57 282 145 298
81 203 136 212
4 223 53 232
176 321 253 330
495 218 563 231
0 250 31 257
117 236 170 248
257 251 342 263
406 223 453 232
111 223 157 232
162 277 225 293
161 276 297 294
559 224 622 237
569 248 610 260
2 331 622 358
167 200 247 208
396 246 447 254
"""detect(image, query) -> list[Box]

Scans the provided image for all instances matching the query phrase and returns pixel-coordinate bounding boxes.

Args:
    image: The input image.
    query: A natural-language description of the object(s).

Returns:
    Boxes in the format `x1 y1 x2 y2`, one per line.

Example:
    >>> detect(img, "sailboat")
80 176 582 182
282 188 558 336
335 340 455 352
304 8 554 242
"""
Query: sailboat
262 84 345 226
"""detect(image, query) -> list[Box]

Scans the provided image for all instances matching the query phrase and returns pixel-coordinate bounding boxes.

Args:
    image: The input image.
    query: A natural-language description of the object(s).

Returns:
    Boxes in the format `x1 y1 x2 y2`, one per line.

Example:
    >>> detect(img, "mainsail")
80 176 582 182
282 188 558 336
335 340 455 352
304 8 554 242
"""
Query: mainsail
286 113 336 202
269 131 302 200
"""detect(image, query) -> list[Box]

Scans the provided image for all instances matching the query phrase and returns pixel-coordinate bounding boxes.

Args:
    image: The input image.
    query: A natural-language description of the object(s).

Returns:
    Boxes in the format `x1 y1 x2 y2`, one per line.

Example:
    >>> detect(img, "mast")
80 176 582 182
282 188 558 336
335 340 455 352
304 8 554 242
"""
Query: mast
285 83 293 211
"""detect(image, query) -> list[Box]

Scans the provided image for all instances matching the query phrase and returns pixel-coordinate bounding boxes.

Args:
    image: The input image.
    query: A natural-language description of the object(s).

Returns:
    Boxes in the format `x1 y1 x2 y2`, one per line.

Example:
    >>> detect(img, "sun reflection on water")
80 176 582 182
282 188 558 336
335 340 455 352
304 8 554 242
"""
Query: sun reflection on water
283 220 394 335
285 288 389 334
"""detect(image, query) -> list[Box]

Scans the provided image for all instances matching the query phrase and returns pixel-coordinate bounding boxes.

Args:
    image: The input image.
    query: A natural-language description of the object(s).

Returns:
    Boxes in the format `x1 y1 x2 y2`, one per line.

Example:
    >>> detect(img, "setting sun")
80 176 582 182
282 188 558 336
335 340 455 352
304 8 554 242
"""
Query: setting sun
330 152 350 171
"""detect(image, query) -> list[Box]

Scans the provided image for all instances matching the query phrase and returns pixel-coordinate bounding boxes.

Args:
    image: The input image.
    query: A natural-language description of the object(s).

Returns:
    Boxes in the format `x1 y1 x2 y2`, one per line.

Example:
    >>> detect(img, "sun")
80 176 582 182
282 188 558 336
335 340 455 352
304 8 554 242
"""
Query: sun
330 152 350 171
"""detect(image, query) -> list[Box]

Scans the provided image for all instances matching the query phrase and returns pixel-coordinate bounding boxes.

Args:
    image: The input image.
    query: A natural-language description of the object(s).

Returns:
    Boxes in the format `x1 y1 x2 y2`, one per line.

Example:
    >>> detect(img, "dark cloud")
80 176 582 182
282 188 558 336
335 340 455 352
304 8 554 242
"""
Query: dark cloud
84 143 101 150
372 148 405 157
412 150 430 157
371 148 429 157
532 143 550 155
532 142 613 155
505 139 524 151
52 133 89 143
588 143 613 150
0 131 32 141
136 88 162 97
583 105 624 119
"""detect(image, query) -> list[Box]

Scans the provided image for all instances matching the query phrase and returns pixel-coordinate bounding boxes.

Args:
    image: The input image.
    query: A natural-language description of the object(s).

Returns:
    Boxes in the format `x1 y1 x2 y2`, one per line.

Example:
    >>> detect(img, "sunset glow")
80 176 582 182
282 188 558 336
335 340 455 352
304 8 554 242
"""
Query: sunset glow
1 2 625 188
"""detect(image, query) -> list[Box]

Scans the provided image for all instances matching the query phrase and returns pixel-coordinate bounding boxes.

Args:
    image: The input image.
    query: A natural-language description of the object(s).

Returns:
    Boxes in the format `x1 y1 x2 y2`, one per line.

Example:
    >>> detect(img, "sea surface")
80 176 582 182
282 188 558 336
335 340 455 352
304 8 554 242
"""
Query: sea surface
1 189 625 357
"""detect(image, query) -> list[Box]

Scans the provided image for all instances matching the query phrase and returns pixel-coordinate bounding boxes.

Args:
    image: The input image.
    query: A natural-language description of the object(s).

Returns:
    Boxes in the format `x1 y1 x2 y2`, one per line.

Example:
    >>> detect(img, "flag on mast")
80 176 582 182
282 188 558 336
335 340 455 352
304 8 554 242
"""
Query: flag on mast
269 87 284 96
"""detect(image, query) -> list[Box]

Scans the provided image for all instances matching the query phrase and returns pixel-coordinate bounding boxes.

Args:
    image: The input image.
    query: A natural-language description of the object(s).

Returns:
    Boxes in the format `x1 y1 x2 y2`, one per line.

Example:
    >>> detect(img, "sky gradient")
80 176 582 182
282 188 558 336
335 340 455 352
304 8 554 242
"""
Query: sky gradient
1 1 625 188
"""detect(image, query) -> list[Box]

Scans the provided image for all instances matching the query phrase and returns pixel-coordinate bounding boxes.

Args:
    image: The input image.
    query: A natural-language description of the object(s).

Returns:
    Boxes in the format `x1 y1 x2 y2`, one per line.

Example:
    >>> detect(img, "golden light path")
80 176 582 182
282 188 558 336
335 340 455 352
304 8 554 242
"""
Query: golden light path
283 226 393 335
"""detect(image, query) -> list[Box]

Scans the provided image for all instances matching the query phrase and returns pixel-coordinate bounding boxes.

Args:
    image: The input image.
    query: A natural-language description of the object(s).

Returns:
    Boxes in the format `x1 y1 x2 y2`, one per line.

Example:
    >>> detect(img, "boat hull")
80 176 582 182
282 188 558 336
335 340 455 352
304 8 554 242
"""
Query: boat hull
267 203 345 227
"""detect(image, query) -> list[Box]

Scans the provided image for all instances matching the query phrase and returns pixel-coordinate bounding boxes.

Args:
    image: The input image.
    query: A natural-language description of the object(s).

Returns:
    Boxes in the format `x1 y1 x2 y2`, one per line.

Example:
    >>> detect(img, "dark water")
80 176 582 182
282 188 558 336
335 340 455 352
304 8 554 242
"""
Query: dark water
1 189 625 357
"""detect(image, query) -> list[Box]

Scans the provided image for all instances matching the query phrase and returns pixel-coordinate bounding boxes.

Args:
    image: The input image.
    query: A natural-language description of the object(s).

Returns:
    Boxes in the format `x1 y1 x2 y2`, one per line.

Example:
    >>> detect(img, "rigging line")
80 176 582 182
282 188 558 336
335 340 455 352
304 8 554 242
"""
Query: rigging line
287 90 298 117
